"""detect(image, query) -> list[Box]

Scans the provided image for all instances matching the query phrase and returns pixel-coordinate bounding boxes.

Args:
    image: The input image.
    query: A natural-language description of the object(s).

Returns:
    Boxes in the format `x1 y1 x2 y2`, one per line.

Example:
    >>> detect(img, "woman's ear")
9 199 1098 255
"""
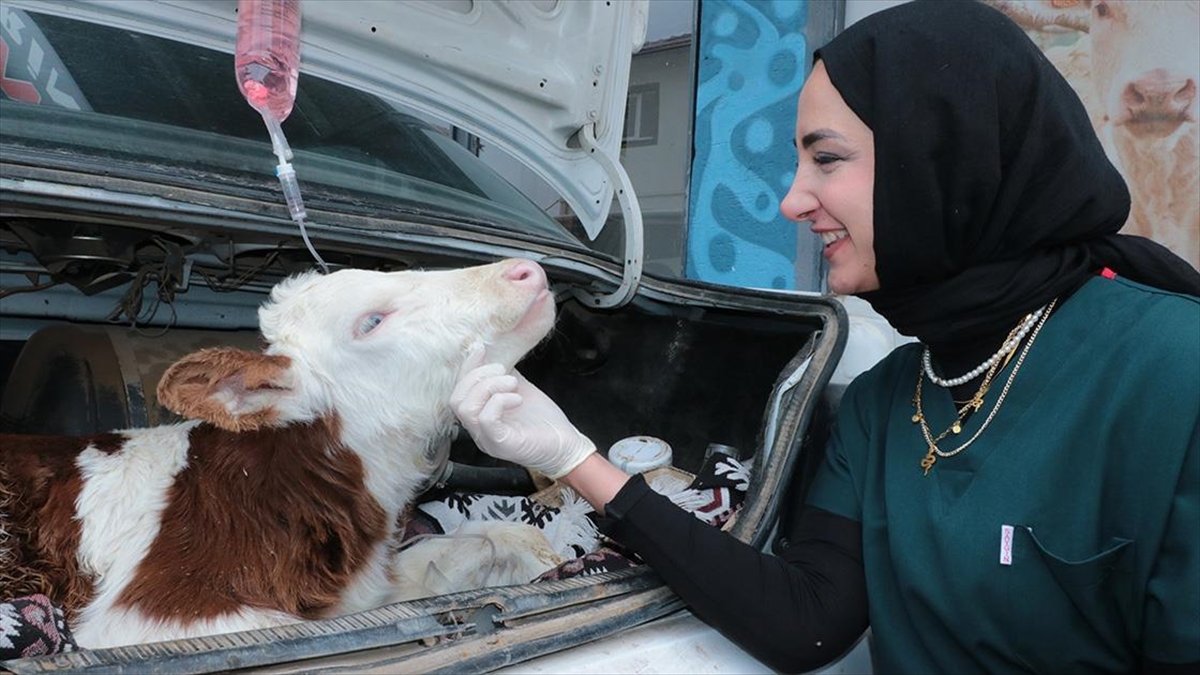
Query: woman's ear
157 347 295 432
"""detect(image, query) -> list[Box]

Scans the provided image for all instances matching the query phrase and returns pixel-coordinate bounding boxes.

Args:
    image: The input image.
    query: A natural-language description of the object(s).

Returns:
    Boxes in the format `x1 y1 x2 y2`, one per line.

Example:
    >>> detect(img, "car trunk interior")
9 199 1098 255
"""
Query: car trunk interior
0 211 844 672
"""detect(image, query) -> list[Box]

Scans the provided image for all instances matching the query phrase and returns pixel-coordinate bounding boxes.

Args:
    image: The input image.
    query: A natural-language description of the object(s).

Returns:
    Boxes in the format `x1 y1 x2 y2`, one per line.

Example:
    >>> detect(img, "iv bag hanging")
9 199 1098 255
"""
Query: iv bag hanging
235 0 301 123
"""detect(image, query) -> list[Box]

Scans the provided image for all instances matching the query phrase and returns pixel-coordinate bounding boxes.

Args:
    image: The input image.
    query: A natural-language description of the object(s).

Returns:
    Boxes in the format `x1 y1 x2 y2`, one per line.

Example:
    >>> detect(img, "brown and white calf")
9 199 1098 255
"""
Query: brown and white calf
0 259 563 649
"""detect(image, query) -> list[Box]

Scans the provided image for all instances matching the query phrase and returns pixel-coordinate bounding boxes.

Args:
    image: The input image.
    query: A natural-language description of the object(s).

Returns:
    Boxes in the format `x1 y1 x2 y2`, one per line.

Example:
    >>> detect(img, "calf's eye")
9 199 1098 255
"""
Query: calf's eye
358 313 386 336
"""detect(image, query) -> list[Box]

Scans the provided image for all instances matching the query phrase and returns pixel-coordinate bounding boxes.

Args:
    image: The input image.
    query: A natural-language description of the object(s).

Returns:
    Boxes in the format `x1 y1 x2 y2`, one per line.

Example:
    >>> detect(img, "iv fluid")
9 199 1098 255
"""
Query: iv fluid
235 0 327 274
235 0 301 122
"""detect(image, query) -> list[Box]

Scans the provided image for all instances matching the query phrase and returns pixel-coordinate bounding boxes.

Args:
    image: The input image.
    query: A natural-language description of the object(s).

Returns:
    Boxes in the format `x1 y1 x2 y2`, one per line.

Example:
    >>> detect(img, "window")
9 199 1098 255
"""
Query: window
622 83 660 147
0 8 582 250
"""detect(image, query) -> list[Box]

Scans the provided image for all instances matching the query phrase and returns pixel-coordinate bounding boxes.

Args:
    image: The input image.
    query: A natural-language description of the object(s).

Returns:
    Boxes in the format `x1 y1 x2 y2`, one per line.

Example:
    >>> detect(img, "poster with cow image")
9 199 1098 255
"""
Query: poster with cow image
986 0 1199 270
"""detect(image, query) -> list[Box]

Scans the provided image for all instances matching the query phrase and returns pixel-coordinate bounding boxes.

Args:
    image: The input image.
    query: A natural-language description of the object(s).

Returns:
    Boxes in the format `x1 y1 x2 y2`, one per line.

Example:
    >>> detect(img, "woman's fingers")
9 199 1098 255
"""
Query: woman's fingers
450 363 512 414
478 392 524 441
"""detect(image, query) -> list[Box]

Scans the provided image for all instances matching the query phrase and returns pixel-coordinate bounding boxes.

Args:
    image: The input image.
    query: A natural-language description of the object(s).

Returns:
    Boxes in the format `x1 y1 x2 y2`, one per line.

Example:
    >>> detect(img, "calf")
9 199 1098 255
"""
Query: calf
0 259 563 649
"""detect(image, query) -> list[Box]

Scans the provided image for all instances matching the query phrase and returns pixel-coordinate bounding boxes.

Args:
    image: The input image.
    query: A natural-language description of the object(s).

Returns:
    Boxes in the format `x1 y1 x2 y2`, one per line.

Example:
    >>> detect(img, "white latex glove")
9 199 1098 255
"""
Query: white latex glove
450 346 596 480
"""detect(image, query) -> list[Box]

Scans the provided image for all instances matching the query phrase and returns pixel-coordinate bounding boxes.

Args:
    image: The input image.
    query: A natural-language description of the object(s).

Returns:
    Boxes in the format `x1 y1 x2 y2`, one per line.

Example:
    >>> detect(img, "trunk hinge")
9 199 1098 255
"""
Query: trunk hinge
573 123 643 309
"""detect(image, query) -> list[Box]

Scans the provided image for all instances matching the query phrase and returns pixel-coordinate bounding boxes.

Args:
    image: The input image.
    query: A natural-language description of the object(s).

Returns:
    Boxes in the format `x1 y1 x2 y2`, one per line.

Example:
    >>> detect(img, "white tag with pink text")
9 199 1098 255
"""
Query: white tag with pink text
1000 525 1014 566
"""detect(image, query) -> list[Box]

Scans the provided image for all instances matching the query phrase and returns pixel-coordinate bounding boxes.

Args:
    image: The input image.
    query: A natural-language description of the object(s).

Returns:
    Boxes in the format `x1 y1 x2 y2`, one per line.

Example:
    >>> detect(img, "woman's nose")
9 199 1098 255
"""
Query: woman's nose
780 174 817 223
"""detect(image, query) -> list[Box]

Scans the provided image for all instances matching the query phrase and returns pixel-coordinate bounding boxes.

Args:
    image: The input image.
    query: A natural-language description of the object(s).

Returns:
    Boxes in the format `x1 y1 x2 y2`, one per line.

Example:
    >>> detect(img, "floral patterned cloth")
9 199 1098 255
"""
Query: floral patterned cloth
0 594 76 660
533 547 639 582
417 486 602 560
417 451 753 582
656 452 753 529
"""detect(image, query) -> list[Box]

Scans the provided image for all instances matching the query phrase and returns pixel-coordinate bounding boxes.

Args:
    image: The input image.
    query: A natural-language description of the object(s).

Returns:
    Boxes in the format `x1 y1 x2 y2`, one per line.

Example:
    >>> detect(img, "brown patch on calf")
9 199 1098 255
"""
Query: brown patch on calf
115 416 388 622
0 432 124 619
157 347 293 432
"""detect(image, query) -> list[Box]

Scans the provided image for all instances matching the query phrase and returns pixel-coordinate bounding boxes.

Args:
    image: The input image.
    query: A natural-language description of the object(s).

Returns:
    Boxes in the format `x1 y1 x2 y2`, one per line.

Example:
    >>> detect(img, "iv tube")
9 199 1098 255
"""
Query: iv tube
235 0 329 273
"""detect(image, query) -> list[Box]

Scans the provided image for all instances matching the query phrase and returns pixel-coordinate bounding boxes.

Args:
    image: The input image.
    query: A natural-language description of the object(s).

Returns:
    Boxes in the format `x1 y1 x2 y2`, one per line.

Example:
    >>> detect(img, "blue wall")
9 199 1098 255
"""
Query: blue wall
686 0 815 291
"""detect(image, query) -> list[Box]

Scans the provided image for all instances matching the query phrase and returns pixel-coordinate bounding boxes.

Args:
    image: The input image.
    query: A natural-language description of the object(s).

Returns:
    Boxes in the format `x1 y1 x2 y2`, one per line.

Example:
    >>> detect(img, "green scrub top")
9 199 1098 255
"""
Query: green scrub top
808 275 1200 673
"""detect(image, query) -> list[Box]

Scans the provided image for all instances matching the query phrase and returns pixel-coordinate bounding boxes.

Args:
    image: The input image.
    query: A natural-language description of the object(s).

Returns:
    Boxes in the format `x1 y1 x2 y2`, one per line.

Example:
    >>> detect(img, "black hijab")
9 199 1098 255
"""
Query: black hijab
814 0 1199 352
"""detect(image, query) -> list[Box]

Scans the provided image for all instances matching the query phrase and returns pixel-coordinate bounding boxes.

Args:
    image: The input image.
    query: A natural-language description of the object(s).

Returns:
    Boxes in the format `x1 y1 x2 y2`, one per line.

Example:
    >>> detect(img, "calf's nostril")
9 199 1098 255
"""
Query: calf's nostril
503 261 541 285
1124 72 1198 116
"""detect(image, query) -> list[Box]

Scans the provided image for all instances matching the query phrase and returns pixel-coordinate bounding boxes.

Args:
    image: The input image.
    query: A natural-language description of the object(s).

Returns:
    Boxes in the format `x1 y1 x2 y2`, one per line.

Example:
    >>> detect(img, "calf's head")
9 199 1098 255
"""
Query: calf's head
157 259 555 442
1088 0 1199 138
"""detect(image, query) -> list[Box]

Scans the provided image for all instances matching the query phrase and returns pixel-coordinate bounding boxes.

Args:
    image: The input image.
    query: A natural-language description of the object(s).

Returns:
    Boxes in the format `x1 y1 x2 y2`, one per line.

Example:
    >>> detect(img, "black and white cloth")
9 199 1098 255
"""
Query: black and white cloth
415 451 754 580
0 594 76 660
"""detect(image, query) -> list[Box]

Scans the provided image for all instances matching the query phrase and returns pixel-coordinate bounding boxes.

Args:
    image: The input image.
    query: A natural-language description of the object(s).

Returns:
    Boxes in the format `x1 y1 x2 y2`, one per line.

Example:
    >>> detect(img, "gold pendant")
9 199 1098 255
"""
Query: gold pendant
951 421 962 434
920 447 937 475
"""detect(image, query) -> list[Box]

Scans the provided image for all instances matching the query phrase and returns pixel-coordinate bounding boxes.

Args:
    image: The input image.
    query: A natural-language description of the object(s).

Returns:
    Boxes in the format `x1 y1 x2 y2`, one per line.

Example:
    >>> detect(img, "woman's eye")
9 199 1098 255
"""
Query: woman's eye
814 152 842 166
358 313 385 335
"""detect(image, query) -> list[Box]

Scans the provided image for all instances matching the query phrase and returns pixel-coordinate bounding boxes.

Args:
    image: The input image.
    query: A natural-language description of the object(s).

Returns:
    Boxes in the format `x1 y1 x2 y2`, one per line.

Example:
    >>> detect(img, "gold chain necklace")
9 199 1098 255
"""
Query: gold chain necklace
913 298 1057 475
912 333 1015 472
912 346 1010 450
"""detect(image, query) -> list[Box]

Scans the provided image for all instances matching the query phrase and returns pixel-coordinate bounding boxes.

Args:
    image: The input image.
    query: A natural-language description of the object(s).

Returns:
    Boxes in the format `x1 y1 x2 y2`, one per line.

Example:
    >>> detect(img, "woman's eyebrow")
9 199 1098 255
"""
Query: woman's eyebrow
801 128 844 149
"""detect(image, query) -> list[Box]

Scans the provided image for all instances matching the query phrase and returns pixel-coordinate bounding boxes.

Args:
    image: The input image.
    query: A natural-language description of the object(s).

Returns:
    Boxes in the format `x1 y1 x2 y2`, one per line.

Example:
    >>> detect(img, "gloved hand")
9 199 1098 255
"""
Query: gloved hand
450 346 596 480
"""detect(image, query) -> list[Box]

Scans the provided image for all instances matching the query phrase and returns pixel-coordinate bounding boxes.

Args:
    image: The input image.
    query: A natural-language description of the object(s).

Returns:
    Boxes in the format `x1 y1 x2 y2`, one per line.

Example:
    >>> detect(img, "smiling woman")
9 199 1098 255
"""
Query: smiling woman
781 61 878 296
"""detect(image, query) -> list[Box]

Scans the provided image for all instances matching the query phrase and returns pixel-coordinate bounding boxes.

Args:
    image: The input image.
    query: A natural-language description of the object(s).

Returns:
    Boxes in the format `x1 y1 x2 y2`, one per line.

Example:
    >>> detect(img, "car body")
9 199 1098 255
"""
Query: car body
0 1 884 672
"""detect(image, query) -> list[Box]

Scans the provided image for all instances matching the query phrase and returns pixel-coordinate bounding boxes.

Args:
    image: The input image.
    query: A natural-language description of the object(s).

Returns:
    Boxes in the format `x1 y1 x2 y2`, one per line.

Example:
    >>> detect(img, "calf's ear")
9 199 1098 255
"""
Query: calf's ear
157 347 295 432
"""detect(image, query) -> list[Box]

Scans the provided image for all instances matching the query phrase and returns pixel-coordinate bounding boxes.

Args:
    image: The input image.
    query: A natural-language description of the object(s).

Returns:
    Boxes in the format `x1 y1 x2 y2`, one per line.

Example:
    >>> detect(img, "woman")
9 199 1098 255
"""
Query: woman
451 2 1200 672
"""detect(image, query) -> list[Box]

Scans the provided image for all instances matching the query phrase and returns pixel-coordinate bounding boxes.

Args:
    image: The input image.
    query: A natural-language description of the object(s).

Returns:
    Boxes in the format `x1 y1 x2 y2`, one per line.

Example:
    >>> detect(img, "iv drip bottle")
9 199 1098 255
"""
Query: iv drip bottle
235 0 301 122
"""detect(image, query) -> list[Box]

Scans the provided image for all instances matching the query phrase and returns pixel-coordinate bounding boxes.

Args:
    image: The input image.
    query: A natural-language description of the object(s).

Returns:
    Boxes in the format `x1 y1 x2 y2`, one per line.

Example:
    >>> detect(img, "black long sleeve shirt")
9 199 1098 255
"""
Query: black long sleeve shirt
597 474 869 674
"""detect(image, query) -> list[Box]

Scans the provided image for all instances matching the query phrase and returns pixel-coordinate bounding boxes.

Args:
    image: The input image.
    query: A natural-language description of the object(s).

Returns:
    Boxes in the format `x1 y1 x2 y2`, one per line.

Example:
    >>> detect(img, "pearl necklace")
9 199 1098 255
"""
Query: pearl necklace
914 297 1057 475
921 303 1047 388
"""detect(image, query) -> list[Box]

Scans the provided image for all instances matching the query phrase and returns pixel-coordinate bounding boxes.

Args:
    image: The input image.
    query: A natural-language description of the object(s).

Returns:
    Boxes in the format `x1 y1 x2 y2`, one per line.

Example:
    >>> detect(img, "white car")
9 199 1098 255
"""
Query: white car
0 1 882 672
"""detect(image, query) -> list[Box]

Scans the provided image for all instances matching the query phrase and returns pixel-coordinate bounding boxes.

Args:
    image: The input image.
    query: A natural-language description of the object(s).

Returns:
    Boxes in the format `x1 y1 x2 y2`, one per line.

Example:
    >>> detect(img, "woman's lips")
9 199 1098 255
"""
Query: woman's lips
818 230 849 259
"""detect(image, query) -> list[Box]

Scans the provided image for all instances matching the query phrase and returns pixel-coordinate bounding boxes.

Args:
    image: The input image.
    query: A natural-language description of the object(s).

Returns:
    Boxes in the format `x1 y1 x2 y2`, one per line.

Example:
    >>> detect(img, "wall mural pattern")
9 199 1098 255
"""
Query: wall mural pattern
985 0 1199 270
687 0 816 290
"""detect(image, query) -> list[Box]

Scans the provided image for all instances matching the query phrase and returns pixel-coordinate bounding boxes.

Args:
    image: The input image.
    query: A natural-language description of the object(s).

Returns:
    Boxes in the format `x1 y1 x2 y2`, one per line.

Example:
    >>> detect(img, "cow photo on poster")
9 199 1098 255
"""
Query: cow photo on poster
987 0 1199 270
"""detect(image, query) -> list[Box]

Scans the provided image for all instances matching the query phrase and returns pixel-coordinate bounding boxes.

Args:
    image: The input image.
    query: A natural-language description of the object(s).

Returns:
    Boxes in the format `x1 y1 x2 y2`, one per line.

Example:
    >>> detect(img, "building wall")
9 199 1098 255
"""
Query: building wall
844 0 906 26
621 43 694 277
